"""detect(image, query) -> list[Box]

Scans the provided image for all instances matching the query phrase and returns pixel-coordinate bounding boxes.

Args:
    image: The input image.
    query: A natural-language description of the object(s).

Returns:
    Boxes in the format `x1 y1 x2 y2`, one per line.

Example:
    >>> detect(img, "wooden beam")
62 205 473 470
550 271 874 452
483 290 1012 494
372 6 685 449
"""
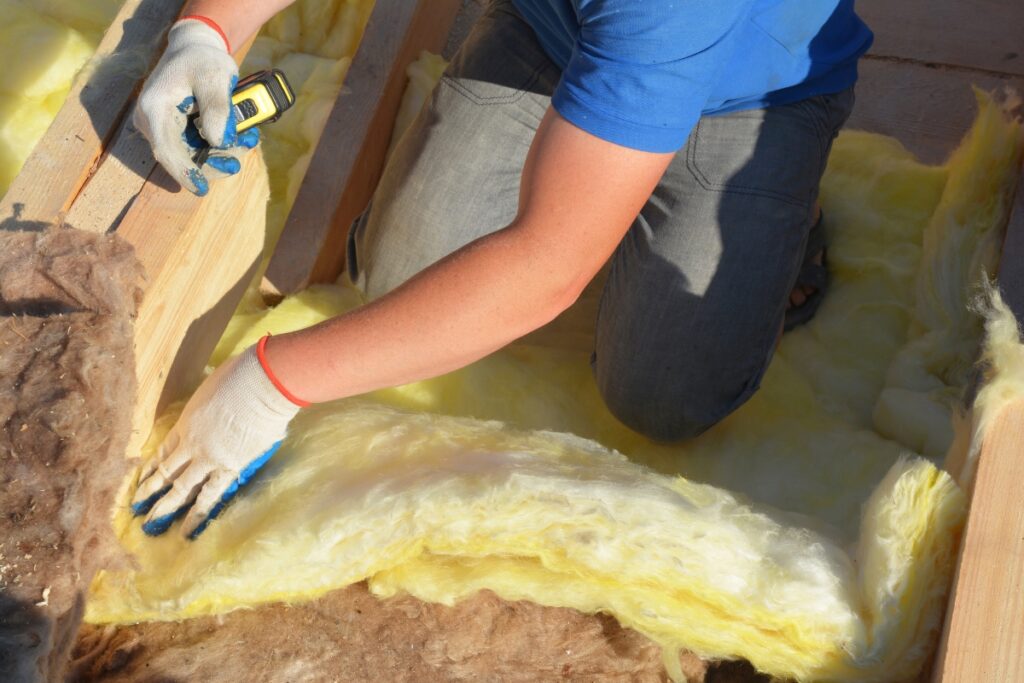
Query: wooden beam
259 0 462 301
0 0 264 456
0 0 185 230
65 36 257 234
932 400 1024 681
118 153 268 456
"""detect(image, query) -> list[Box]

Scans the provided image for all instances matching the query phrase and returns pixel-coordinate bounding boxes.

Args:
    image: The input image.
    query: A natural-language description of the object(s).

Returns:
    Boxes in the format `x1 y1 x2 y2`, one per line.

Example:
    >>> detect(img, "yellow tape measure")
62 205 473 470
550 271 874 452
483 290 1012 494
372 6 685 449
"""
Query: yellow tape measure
192 69 295 164
231 69 295 132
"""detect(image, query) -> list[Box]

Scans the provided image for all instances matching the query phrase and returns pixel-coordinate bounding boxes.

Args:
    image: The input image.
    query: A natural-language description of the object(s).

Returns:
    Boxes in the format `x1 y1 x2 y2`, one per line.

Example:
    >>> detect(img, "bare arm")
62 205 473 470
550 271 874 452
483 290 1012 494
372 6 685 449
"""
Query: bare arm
183 0 296 53
265 108 674 403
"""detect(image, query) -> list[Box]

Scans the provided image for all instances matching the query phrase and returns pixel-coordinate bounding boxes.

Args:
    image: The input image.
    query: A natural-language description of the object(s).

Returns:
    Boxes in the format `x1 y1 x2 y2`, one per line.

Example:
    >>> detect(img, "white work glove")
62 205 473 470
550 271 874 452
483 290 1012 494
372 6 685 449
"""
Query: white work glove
131 343 303 539
134 18 260 196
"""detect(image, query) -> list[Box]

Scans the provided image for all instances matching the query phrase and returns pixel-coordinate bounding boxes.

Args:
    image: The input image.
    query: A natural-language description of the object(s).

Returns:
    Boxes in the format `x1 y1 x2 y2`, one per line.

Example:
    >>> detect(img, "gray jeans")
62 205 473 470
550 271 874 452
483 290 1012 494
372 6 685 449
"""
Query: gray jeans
348 0 855 441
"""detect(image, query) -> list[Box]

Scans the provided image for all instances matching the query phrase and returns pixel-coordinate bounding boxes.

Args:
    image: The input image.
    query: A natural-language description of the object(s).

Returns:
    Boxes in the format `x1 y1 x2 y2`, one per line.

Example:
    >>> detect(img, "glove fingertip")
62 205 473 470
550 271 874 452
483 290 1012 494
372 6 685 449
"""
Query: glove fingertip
142 504 188 536
206 155 241 176
237 128 260 149
176 95 197 115
187 167 209 196
131 483 171 517
186 504 221 540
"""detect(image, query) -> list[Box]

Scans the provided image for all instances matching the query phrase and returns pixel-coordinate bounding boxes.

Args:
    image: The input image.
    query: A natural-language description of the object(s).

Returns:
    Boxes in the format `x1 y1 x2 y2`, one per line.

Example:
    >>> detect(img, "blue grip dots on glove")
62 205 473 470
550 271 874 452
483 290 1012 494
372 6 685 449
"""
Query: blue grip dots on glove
133 440 284 538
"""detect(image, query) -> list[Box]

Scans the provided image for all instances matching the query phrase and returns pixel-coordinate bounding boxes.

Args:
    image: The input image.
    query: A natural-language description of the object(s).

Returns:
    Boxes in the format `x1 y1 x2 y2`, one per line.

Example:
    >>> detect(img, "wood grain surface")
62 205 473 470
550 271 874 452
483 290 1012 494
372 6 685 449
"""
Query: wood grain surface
0 0 185 230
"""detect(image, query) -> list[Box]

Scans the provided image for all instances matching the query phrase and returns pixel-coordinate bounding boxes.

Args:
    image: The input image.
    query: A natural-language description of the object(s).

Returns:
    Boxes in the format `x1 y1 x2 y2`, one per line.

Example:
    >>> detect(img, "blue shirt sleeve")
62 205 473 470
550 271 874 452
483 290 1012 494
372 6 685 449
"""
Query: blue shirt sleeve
552 0 756 153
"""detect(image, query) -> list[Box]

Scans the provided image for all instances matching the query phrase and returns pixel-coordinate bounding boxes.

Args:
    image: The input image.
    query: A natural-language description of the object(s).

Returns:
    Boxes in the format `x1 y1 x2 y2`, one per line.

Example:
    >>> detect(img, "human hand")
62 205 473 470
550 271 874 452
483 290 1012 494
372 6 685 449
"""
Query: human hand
131 340 304 538
133 17 260 196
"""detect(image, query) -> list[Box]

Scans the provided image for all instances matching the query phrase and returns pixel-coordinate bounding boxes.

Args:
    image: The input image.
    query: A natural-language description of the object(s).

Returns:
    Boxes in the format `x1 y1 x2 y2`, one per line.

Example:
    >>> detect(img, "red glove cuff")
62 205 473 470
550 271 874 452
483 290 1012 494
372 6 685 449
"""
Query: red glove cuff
180 14 232 53
256 334 311 407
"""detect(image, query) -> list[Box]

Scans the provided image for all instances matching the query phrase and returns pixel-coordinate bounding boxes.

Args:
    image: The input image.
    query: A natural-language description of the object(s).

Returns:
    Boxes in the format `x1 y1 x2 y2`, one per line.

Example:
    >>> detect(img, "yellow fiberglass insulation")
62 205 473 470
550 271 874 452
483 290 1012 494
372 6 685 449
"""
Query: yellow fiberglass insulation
86 89 1024 682
0 0 122 196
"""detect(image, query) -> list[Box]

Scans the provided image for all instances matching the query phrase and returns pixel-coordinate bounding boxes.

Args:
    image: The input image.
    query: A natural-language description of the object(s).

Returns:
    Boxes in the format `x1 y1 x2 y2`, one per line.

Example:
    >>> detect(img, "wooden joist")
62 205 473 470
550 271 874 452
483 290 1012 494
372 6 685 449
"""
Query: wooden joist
932 400 1024 681
259 0 462 301
857 0 1024 77
852 0 1024 165
112 155 267 456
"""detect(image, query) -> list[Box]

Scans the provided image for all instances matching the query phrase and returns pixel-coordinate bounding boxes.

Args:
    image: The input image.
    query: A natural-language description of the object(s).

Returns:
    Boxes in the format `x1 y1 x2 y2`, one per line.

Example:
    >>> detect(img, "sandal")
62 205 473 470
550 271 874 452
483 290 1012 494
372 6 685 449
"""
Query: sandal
783 211 829 332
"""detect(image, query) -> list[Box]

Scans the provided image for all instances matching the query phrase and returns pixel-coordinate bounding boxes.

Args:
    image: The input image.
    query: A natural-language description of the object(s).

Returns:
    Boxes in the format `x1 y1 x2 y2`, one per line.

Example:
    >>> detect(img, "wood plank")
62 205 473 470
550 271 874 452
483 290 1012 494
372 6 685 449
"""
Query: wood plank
118 151 269 456
932 400 1024 682
858 0 1024 77
66 37 257 234
0 0 185 230
259 0 462 301
849 58 1024 165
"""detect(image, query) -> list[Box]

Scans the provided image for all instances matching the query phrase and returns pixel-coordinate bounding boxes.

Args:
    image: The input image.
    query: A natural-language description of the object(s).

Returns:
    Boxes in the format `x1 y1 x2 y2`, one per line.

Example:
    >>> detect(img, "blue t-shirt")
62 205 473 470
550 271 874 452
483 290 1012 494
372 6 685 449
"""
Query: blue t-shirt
512 0 873 152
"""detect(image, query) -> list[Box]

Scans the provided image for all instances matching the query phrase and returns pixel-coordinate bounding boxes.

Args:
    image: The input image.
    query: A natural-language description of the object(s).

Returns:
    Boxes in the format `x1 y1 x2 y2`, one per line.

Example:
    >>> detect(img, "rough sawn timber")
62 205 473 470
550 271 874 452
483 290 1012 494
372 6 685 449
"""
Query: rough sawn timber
932 403 1024 681
113 152 268 457
0 0 183 229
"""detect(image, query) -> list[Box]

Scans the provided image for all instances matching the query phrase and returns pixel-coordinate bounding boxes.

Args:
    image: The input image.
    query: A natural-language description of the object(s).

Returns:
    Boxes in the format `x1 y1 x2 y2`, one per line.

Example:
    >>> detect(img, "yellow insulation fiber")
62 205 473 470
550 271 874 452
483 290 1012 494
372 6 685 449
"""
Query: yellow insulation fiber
0 0 122 195
86 87 1024 683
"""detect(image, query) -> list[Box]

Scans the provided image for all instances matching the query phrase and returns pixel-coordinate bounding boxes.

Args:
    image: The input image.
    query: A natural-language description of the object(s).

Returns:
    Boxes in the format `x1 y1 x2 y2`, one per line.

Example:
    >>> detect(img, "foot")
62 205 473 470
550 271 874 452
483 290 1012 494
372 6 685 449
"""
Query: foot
783 205 828 331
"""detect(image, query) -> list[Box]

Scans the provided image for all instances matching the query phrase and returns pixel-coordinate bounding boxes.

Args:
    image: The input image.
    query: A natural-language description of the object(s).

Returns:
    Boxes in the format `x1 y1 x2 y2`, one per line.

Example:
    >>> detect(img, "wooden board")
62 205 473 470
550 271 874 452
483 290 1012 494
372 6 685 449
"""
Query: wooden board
932 400 1024 682
66 36 257 234
0 0 185 230
259 0 462 301
849 57 1024 165
858 0 1024 77
118 154 268 455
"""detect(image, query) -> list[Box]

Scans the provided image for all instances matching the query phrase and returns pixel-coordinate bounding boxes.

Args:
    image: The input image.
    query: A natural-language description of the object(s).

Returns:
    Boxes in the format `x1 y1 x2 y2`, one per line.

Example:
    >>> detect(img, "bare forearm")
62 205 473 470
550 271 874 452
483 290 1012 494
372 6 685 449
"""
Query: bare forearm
183 0 295 53
264 110 672 405
265 223 581 403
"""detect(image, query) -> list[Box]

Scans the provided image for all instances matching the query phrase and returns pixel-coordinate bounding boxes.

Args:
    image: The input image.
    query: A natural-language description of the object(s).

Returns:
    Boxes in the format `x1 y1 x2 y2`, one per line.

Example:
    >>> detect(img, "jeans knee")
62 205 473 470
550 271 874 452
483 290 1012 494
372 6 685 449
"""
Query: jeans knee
595 362 751 443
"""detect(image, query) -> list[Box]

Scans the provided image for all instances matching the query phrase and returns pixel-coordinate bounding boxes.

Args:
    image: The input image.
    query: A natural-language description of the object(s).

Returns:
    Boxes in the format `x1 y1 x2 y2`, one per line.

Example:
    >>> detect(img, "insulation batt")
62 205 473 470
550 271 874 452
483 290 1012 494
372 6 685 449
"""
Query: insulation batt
0 0 122 196
0 227 142 682
85 87 1024 683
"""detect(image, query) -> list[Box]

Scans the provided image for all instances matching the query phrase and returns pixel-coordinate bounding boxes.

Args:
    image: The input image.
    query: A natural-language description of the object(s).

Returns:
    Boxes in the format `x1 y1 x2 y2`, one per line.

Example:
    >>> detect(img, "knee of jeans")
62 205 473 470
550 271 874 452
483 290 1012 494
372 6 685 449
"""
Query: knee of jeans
595 360 749 443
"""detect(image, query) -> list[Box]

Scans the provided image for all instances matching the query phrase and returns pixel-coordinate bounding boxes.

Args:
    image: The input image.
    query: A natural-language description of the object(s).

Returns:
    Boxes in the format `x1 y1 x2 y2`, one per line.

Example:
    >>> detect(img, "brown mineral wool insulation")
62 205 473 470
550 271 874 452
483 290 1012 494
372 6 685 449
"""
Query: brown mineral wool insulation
0 227 141 682
72 583 747 683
